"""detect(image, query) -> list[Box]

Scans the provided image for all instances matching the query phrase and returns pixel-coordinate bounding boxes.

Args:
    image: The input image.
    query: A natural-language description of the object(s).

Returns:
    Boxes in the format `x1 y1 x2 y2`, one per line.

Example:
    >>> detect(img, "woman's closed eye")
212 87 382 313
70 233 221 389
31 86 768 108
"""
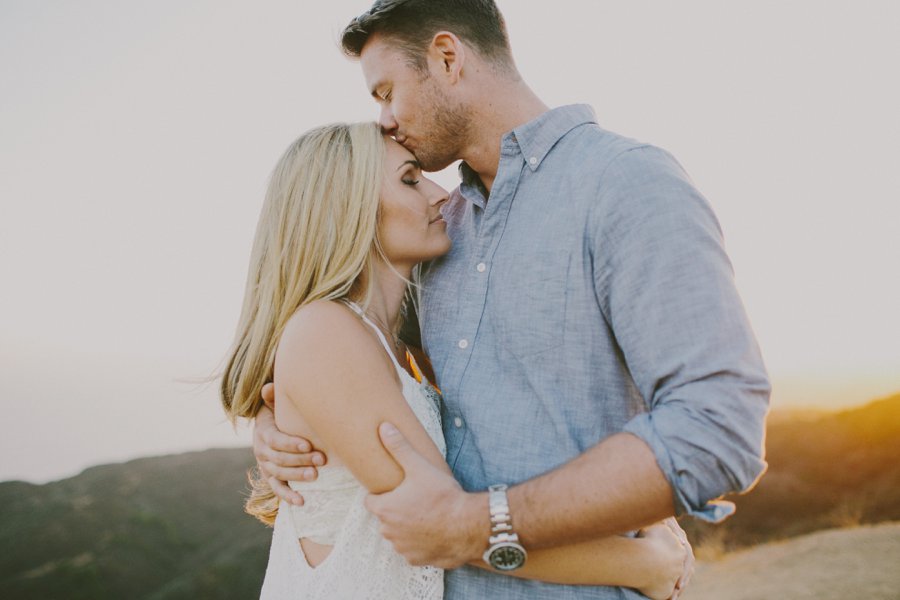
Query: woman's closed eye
401 167 420 186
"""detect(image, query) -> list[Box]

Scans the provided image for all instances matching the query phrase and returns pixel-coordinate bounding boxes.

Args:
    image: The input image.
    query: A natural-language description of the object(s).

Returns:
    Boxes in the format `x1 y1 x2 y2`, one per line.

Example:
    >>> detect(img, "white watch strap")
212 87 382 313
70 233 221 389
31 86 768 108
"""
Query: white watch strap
488 484 515 535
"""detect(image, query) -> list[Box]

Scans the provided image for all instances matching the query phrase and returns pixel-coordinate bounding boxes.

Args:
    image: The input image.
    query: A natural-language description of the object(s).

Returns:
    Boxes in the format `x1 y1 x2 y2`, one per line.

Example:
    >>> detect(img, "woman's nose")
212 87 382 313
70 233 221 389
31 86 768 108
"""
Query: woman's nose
430 183 449 208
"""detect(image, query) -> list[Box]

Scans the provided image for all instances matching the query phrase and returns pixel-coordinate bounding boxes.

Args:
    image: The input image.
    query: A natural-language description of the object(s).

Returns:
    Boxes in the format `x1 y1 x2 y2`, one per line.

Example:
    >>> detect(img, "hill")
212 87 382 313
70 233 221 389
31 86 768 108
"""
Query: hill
683 392 900 554
0 448 269 599
1 393 898 598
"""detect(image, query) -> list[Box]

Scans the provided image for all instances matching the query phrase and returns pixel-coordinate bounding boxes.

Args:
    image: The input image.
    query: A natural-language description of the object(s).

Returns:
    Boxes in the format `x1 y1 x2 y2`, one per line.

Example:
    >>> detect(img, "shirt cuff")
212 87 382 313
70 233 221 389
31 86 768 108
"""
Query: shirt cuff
622 413 736 524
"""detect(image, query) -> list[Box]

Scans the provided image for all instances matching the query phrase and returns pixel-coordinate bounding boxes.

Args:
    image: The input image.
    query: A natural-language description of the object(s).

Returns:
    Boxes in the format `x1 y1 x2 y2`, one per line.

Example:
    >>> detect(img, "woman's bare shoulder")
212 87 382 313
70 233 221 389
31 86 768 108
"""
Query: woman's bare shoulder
275 299 392 383
283 299 358 335
279 299 369 348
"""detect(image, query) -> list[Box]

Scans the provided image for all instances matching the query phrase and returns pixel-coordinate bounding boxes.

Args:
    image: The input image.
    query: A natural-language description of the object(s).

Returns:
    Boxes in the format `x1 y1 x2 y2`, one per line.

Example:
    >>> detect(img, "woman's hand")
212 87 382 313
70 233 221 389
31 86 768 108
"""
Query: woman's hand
253 383 326 506
635 518 694 600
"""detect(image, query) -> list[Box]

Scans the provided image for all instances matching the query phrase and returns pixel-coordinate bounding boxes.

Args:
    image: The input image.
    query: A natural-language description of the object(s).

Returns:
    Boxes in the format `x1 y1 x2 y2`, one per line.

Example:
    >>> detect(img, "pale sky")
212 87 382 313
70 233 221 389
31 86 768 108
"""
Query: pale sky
1 1 898 483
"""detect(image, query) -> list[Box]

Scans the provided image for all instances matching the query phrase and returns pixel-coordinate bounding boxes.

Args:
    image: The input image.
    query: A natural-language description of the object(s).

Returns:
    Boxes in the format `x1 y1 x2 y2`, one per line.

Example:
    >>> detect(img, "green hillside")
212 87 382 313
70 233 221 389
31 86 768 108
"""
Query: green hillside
2 393 898 598
0 448 269 599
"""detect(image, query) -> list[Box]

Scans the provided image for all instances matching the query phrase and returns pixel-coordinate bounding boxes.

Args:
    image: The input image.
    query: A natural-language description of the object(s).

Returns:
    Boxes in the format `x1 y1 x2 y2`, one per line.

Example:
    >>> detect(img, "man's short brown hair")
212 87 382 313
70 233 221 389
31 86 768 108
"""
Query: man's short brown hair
341 0 513 71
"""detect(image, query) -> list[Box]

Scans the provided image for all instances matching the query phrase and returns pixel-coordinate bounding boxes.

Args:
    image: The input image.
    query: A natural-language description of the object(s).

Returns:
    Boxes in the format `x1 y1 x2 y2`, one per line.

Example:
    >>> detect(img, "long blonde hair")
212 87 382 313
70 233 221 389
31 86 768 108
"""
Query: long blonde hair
221 122 385 524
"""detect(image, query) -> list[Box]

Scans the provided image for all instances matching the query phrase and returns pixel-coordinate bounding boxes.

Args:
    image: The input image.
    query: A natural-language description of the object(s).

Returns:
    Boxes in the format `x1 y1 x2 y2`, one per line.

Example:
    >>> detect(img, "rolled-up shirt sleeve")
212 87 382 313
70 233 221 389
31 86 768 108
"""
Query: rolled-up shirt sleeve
591 145 771 522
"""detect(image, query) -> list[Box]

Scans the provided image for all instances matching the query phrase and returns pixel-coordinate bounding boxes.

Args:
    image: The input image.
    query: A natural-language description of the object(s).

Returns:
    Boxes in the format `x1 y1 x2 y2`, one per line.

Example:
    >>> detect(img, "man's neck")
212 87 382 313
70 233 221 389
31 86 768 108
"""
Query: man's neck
459 80 549 194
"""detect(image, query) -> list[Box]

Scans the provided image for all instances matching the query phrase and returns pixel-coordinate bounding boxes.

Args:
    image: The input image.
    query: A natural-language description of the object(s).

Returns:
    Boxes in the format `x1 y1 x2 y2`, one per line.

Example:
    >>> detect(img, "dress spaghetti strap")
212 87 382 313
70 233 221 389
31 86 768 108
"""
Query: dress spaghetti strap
341 300 406 374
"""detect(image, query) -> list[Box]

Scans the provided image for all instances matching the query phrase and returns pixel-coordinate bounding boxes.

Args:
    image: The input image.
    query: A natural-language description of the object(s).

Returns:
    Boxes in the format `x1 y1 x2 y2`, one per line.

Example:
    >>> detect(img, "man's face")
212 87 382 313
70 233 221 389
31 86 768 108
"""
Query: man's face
360 34 470 172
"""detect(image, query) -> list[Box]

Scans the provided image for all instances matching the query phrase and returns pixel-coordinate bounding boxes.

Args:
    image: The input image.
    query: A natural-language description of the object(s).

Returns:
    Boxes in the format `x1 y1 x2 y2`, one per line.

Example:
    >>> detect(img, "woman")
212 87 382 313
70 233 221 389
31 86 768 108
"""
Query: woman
221 122 690 599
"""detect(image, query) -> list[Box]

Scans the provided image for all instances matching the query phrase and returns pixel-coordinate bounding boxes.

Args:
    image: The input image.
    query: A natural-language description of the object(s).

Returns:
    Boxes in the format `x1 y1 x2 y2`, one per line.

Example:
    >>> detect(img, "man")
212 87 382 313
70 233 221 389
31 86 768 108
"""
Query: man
254 1 770 597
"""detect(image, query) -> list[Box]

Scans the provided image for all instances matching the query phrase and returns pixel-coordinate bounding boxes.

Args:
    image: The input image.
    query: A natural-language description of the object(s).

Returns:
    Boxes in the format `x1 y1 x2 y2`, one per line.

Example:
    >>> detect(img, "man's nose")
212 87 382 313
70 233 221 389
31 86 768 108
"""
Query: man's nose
379 105 398 134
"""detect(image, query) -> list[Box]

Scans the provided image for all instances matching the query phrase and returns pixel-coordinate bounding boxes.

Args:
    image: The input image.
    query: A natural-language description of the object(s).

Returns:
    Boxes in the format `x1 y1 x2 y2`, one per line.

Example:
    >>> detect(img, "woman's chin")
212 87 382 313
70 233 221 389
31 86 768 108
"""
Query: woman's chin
423 239 452 262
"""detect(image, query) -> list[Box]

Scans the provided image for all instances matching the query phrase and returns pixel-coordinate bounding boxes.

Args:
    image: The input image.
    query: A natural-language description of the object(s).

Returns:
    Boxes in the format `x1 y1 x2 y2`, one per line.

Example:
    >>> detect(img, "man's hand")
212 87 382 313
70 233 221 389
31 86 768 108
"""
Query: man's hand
364 422 488 568
253 383 326 506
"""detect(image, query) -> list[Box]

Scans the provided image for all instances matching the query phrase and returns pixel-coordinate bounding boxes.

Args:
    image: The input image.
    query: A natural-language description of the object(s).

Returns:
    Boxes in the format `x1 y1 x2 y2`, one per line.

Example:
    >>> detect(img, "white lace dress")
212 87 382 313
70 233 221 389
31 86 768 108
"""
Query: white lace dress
259 302 446 600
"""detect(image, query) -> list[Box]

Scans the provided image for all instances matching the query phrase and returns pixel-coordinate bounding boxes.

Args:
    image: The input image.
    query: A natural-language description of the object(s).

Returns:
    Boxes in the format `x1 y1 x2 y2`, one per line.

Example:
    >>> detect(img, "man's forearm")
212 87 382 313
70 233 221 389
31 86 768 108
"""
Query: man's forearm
365 423 678 568
507 431 674 550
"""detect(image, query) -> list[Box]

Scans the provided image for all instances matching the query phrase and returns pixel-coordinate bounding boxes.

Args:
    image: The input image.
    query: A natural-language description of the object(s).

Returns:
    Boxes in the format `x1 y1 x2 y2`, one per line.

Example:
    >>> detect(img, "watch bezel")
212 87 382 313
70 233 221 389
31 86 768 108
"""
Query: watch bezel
484 541 527 571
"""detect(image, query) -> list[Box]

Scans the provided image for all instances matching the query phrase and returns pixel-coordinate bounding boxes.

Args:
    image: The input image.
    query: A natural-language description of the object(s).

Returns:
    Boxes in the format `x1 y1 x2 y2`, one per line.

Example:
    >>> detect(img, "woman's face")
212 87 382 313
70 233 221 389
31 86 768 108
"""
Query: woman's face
378 137 451 270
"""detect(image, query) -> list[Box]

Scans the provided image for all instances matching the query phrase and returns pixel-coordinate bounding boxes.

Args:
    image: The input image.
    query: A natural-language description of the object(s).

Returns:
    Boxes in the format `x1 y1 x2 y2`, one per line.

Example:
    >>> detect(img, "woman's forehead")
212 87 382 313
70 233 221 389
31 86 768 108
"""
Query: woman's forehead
384 136 417 166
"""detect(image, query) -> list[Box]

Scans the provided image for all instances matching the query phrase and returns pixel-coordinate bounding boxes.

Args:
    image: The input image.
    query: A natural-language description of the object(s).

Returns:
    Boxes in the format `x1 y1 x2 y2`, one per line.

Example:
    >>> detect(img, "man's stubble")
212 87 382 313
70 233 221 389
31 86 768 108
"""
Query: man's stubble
411 76 474 173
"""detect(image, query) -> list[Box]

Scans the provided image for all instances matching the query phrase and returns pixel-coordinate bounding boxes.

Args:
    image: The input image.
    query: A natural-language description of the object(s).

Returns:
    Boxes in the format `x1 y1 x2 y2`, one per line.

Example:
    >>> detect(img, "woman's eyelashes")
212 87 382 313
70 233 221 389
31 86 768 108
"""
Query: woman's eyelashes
401 169 420 186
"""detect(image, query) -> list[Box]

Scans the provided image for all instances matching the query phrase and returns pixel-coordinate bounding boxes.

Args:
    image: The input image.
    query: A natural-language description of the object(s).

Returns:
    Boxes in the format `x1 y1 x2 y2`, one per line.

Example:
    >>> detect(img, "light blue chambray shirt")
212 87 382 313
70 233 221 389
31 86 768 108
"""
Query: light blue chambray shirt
409 105 770 599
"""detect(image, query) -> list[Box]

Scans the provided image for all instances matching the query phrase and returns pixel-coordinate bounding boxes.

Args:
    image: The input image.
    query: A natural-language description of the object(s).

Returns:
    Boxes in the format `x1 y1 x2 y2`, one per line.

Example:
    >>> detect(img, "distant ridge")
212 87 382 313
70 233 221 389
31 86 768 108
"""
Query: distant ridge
0 447 268 599
684 392 900 551
2 393 898 599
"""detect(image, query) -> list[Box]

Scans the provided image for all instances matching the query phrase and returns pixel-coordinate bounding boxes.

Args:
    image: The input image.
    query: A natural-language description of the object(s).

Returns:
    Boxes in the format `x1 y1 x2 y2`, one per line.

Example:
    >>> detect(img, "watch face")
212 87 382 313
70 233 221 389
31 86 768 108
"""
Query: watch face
489 544 526 571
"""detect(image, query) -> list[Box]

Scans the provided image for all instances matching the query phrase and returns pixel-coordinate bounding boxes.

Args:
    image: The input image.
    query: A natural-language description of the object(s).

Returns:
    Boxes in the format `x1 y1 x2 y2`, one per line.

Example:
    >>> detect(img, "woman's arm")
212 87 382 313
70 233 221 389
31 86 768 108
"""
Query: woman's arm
275 300 690 597
273 300 450 494
469 520 690 599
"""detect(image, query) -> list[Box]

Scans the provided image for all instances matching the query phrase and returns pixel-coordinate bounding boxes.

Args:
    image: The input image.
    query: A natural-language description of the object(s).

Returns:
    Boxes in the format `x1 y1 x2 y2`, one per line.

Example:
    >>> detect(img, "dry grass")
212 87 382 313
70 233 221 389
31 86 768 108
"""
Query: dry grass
680 522 900 600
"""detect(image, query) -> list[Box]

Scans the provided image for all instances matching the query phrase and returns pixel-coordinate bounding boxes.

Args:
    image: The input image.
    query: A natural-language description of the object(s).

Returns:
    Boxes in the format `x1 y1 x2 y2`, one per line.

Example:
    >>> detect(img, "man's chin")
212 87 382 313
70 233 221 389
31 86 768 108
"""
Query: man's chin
416 153 457 173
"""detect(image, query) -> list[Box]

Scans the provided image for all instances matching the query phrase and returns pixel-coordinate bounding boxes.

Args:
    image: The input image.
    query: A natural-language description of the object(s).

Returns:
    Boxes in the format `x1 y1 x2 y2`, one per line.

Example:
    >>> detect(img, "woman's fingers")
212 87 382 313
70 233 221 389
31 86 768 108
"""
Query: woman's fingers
663 518 695 599
636 521 688 600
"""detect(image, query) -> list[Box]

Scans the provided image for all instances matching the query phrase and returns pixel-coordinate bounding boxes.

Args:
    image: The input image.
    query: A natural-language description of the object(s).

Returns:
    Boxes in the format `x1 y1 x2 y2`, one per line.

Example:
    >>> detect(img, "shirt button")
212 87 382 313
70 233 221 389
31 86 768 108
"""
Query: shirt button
529 156 537 166
476 262 486 272
458 339 469 349
453 417 464 428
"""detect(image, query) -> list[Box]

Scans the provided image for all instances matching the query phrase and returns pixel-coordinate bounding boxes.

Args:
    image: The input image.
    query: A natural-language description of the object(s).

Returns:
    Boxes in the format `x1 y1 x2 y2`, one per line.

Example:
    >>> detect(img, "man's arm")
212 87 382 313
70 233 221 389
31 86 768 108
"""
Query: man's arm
369 424 693 597
509 432 673 549
366 145 770 565
366 427 674 565
514 146 772 548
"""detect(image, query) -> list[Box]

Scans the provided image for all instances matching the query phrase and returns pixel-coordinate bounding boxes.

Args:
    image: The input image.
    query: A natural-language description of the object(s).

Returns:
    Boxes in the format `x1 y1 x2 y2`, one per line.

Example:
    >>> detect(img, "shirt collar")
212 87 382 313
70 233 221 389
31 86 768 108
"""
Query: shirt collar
456 104 597 203
511 104 597 171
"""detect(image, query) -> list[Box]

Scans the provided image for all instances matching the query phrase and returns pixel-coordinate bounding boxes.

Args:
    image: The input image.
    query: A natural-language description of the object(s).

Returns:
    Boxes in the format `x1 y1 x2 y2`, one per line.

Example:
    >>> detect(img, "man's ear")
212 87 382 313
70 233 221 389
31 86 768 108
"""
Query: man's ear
428 31 465 84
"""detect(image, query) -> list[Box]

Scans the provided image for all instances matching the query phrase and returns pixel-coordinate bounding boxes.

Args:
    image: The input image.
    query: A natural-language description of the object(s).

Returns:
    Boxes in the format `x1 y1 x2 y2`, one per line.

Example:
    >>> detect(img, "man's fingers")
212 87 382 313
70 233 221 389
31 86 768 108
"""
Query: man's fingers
261 382 276 407
260 449 325 469
268 476 304 506
378 422 426 474
261 428 315 454
261 461 319 483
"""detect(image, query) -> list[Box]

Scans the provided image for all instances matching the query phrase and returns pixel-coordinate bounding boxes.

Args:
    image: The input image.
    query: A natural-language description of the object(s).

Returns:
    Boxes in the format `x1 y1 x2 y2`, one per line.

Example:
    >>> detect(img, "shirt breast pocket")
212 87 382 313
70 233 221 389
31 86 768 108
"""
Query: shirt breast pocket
488 250 570 360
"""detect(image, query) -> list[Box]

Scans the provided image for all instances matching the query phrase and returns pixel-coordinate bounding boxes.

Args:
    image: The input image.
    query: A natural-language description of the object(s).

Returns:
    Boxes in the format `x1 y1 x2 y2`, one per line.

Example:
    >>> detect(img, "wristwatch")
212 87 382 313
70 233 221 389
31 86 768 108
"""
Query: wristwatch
482 484 527 571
